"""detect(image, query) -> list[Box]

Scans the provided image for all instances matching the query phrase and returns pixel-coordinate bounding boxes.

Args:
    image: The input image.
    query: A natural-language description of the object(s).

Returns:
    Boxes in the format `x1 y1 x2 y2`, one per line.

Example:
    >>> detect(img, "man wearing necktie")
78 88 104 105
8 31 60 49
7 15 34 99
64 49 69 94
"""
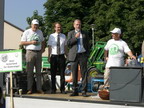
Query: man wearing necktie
48 22 67 94
67 19 90 97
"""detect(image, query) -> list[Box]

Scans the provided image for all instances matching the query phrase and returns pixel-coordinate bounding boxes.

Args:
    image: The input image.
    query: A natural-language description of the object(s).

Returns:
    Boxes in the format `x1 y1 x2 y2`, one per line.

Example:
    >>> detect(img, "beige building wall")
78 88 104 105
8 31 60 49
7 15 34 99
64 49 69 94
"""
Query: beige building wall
3 21 48 56
42 47 48 57
4 21 23 50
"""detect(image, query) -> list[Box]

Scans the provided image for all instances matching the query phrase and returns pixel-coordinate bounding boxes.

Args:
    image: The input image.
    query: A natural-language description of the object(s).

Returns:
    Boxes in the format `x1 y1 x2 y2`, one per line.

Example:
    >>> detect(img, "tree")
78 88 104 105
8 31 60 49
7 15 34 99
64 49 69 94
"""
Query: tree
88 0 144 54
27 0 144 54
26 10 47 37
44 0 95 35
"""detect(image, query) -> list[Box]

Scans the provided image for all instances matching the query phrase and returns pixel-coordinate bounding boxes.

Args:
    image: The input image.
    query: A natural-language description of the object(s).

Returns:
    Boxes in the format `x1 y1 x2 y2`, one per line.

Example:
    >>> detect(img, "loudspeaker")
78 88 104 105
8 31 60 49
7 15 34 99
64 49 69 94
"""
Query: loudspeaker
109 67 142 102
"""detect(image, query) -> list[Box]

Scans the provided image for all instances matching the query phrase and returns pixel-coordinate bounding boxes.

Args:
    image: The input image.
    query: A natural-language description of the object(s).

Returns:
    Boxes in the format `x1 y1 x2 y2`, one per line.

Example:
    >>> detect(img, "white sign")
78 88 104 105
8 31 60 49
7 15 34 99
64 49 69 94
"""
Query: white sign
0 50 22 72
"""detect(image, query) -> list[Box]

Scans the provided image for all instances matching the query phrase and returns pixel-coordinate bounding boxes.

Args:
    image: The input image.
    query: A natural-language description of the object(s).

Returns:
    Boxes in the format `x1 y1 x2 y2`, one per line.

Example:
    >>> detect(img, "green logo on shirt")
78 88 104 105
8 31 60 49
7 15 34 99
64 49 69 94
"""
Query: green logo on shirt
30 34 40 46
109 44 119 55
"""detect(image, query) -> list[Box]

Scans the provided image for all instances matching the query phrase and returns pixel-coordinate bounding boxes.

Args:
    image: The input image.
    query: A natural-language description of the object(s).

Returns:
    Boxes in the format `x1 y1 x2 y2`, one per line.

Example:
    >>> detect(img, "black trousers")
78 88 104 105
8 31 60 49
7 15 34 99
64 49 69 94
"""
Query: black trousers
71 52 88 92
50 54 66 92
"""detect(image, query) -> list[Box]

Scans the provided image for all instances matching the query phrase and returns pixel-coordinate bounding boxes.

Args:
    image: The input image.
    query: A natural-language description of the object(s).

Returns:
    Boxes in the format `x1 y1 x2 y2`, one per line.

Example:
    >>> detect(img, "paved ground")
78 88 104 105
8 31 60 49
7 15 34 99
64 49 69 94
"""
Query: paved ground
6 92 144 108
6 97 144 108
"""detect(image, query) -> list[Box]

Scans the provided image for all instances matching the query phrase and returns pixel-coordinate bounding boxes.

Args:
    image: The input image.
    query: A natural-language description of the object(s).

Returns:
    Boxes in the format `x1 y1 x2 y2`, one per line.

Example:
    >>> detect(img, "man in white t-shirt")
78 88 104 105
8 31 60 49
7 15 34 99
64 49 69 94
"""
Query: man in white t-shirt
104 27 136 87
21 19 45 94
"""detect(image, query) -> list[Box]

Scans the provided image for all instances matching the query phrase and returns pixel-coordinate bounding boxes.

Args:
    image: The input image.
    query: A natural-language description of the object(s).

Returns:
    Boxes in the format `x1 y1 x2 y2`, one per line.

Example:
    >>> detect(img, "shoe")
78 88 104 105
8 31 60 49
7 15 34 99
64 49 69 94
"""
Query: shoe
70 92 79 96
51 91 56 94
27 90 32 94
37 90 44 94
61 91 67 94
82 92 89 97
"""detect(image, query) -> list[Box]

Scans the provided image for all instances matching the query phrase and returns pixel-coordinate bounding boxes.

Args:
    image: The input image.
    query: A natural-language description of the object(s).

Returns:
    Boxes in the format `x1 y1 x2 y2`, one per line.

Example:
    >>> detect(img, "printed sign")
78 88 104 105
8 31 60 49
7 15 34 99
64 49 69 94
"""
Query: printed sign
0 50 22 72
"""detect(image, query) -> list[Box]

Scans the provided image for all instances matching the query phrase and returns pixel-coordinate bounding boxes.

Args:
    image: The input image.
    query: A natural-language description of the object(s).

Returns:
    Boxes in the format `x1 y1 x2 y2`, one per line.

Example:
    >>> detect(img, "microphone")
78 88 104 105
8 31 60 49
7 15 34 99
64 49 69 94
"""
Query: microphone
75 30 81 39
76 29 80 33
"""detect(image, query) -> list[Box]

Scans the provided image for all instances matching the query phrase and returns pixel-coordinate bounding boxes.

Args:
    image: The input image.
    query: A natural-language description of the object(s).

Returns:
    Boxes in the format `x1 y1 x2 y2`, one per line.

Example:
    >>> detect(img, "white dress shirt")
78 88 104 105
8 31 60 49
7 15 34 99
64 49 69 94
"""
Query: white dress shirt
48 33 66 55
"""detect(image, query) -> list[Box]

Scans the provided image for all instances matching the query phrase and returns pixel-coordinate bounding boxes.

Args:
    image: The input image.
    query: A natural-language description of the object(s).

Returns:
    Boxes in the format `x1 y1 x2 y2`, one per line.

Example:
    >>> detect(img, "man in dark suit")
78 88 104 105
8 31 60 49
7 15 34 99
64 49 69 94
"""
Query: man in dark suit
67 19 90 97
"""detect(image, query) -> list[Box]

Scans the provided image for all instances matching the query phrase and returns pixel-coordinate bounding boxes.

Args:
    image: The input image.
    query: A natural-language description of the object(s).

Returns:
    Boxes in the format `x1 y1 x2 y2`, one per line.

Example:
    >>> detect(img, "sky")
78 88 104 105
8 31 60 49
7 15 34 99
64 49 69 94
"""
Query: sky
4 0 47 30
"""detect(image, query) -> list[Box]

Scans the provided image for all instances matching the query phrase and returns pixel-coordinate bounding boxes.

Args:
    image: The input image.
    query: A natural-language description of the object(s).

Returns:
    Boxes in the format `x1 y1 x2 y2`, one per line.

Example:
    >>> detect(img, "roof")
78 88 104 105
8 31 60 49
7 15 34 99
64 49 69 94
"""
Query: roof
4 20 24 32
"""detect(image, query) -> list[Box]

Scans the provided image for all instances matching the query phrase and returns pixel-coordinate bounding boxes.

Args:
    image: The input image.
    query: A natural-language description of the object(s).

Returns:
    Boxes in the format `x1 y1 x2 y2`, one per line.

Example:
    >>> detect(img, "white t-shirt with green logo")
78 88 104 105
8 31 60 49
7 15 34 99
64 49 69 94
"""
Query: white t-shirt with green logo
21 28 44 50
105 39 131 68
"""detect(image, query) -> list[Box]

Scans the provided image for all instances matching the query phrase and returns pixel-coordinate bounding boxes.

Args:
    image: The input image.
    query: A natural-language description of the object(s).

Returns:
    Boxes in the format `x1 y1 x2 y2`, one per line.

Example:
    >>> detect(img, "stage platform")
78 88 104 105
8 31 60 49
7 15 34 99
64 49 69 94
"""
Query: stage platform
5 66 144 108
6 91 144 108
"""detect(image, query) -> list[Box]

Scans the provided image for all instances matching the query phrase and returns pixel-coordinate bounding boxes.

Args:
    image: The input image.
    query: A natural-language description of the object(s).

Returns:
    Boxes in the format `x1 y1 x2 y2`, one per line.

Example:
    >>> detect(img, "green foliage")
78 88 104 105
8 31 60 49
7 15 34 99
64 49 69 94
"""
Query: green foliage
26 10 47 37
43 0 95 35
27 0 144 54
88 0 144 54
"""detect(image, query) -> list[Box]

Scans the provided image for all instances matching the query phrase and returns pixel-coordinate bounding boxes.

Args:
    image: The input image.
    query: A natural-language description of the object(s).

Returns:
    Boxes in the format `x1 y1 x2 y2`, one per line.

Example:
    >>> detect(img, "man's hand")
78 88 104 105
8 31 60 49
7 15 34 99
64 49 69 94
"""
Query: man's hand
75 32 80 38
131 55 136 60
127 51 136 60
31 40 38 45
